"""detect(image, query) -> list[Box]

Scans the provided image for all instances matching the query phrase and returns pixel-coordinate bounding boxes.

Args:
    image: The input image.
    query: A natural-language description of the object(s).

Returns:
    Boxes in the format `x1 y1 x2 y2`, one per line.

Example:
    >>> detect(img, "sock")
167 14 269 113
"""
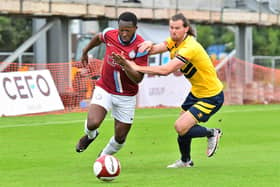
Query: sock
187 124 212 138
84 120 98 139
177 125 212 162
100 136 124 156
207 128 215 137
177 134 192 162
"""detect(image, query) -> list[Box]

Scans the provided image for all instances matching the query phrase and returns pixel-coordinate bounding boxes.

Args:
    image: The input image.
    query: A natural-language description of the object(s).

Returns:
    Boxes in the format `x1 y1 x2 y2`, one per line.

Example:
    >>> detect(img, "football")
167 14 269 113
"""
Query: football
93 155 121 181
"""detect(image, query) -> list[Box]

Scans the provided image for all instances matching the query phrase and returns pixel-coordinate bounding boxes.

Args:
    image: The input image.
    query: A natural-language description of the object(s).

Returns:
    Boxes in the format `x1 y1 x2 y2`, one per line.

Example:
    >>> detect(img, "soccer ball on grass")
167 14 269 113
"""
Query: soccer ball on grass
93 155 121 181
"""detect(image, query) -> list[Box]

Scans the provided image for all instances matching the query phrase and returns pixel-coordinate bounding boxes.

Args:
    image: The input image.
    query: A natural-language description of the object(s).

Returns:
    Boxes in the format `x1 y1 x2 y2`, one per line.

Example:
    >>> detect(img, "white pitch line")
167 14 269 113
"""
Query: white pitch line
0 107 279 129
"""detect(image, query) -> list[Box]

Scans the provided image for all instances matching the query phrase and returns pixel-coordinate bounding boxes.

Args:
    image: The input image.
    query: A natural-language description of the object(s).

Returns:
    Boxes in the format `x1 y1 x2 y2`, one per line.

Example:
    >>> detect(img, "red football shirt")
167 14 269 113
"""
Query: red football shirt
96 28 148 96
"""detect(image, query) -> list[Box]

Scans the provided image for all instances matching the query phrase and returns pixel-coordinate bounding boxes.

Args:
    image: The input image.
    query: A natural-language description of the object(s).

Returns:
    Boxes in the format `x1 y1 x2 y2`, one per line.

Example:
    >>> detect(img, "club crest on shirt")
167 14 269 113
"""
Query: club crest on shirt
197 112 203 118
128 50 136 59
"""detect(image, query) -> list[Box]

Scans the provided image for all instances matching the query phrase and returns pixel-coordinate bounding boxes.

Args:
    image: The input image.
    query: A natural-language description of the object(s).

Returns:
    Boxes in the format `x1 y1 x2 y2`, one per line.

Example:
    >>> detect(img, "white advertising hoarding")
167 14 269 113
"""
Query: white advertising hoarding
137 73 191 107
0 70 64 116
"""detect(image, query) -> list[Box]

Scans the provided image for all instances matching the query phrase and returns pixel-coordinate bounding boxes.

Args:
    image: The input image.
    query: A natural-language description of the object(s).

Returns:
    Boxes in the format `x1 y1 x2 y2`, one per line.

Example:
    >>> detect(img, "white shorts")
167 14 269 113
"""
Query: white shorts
90 86 136 124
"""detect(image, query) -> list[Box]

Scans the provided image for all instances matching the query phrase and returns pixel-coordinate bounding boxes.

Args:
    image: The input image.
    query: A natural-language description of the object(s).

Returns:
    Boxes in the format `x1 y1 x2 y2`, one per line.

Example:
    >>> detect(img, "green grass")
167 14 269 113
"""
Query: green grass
1 105 280 187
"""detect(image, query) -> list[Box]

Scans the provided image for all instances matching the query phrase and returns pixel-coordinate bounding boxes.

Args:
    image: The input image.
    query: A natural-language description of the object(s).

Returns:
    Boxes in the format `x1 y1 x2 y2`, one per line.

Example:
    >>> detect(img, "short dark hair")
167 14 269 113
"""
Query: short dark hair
118 12 138 26
171 13 196 37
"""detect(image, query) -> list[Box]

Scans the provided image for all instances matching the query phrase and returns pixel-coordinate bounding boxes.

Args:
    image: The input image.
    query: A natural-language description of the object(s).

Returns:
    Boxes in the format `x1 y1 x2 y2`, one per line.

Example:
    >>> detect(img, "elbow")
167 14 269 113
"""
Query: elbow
159 69 171 76
132 78 142 84
131 73 144 84
135 76 144 83
161 72 170 76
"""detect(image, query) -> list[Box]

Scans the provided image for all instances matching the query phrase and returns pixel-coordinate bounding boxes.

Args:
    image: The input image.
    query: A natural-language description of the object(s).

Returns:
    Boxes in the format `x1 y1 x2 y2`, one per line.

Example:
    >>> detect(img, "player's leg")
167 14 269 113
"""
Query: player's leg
167 111 197 168
185 91 224 157
168 93 215 168
99 94 136 156
99 120 131 156
177 123 214 159
167 125 194 168
76 86 112 153
76 104 106 152
168 113 216 168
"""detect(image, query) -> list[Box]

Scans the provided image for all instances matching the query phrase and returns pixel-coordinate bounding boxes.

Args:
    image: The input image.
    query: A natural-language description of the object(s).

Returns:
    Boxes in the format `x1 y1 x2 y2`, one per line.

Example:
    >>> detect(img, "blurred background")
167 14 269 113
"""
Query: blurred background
1 0 280 116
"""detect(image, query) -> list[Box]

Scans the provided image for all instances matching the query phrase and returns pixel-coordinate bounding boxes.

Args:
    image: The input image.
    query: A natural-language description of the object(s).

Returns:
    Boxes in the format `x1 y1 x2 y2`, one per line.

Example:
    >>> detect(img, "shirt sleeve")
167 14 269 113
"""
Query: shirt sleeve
100 27 115 43
176 46 194 63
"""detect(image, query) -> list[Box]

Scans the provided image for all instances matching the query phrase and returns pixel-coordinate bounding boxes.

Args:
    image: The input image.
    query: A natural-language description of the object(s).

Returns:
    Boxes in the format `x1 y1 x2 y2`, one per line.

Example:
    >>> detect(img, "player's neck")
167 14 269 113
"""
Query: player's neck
118 33 136 45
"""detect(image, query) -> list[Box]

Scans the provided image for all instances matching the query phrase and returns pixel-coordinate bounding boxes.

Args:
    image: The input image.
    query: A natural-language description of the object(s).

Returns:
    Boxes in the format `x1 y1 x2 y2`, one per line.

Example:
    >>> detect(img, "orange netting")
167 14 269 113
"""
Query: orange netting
216 57 280 105
1 56 280 114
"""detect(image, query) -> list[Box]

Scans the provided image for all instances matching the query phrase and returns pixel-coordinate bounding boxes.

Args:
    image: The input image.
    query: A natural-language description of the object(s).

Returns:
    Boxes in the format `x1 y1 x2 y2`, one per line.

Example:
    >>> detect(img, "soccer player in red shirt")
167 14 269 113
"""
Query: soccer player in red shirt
76 12 148 156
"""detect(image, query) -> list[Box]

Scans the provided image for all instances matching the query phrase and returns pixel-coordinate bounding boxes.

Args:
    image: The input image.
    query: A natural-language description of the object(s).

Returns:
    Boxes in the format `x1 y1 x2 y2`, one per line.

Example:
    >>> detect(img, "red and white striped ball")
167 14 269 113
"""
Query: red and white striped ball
93 155 121 181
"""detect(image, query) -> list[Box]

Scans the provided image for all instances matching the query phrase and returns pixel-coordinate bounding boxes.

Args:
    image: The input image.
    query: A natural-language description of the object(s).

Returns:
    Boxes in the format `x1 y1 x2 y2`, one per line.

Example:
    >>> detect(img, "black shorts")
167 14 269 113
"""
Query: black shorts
181 91 224 122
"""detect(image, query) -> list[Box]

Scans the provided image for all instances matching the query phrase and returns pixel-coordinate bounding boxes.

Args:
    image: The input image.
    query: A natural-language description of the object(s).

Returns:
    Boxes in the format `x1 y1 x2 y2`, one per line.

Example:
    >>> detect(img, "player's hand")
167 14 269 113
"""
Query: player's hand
138 41 153 53
112 52 127 67
81 52 89 68
112 52 138 70
80 68 89 76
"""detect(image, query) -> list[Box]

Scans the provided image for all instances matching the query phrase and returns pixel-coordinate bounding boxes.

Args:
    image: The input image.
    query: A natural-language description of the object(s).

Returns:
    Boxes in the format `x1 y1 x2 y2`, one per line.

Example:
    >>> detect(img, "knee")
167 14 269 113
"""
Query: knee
174 122 186 136
87 117 102 130
174 120 193 136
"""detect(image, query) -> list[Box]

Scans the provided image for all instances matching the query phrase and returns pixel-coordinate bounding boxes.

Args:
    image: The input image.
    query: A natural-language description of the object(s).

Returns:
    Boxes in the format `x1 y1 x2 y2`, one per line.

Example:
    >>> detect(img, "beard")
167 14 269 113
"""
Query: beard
171 35 180 42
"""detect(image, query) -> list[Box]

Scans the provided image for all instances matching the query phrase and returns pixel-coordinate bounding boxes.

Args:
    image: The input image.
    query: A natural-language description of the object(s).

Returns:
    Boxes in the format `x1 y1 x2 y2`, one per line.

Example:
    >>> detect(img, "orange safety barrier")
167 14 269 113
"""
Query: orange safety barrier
216 57 280 105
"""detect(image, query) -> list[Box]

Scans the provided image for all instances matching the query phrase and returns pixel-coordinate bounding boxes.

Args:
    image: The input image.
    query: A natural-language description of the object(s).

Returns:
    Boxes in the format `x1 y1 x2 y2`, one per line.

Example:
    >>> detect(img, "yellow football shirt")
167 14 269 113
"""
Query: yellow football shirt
165 35 223 98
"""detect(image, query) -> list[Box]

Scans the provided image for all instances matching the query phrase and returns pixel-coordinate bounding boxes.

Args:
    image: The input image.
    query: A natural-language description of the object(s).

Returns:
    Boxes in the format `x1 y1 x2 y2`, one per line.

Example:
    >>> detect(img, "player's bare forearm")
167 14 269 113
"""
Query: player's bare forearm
112 52 171 78
111 52 144 83
82 34 102 55
135 58 184 76
123 65 144 84
138 41 167 55
135 65 170 76
118 58 144 83
117 59 161 76
81 34 102 67
149 43 168 55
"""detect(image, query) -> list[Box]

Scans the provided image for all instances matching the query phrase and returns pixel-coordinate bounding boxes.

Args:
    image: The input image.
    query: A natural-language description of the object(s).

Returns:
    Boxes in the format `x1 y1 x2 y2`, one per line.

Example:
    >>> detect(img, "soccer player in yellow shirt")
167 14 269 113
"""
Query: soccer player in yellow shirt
112 13 224 168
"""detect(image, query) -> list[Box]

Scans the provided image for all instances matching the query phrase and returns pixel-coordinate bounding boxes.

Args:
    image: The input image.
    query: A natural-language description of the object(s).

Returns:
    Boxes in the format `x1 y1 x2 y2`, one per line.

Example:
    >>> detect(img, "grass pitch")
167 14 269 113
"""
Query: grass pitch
1 105 279 187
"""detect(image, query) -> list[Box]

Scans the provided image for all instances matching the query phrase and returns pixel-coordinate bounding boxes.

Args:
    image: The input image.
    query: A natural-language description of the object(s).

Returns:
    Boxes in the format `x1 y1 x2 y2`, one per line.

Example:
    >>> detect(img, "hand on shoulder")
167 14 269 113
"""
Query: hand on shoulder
138 41 154 53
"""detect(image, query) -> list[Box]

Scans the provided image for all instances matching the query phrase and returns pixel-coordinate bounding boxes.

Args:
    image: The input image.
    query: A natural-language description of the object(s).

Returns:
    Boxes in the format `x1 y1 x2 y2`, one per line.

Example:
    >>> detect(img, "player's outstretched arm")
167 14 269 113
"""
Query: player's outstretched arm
135 58 184 76
113 52 184 76
138 41 167 55
112 52 144 84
